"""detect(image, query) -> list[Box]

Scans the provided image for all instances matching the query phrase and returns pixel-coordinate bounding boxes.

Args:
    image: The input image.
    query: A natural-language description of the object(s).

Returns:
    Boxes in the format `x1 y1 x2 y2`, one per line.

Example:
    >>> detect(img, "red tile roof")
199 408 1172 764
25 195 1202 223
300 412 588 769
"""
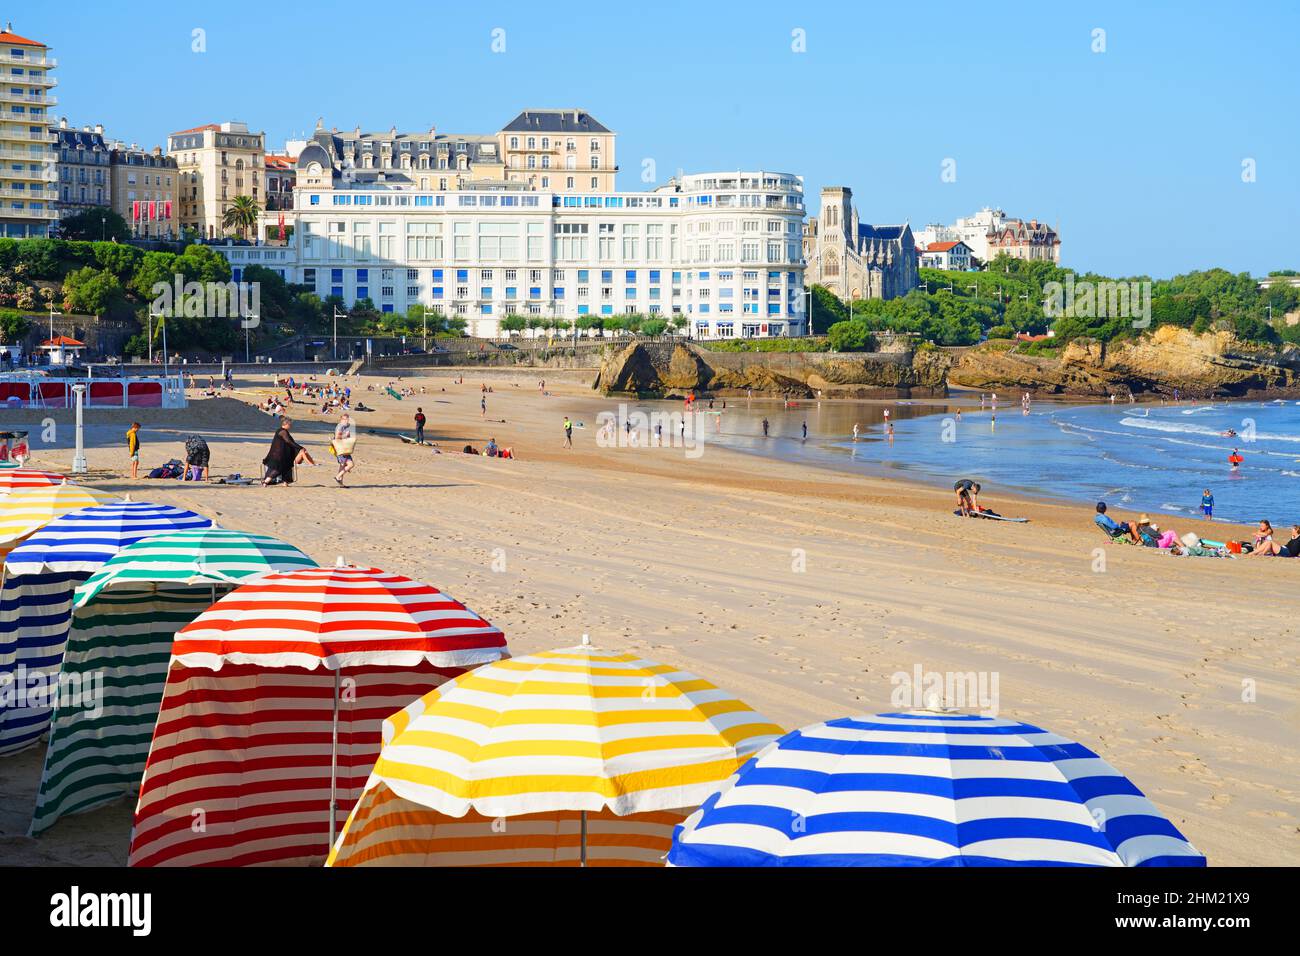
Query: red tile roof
41 336 85 348
0 29 45 47
264 154 295 169
925 241 966 253
171 123 221 135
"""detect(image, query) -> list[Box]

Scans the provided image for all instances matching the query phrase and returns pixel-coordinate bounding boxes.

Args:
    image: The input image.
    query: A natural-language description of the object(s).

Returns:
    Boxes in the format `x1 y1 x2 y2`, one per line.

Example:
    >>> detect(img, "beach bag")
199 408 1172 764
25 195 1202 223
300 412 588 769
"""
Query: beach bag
333 435 356 455
1227 541 1243 554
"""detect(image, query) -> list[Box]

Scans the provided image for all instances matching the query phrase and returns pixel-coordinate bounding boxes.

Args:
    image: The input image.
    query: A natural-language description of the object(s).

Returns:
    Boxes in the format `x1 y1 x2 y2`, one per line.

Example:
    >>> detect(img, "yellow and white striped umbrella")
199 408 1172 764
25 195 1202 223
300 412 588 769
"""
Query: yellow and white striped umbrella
328 640 782 866
0 482 115 562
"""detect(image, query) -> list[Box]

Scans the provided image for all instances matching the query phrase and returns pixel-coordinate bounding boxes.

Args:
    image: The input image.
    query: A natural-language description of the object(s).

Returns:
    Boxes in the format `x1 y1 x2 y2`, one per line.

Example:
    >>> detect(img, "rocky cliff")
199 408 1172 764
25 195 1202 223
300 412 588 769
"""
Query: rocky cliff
951 327 1300 397
592 342 951 398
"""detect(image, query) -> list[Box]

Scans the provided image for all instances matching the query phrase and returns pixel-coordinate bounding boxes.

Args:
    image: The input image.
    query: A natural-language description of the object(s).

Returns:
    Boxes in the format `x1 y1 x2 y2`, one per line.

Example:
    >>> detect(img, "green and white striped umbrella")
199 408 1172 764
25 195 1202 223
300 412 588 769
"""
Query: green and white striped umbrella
29 528 318 835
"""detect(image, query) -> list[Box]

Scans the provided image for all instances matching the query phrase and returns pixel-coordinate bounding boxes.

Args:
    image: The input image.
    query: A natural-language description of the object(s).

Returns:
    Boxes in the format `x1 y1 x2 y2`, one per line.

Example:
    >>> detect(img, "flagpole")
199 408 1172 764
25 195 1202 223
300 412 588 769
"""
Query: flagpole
329 668 341 852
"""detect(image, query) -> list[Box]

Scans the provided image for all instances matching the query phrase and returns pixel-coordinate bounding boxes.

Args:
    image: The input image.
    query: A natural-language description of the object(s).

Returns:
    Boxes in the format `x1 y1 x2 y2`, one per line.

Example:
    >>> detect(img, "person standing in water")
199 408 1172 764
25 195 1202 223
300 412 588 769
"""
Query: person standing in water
802 421 808 441
762 418 769 437
852 423 860 441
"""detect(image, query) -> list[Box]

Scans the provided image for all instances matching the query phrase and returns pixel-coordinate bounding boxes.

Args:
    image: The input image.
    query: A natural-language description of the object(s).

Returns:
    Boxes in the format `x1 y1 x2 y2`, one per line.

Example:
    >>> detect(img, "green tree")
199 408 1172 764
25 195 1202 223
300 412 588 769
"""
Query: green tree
0 309 29 345
826 319 875 351
221 195 261 239
177 244 232 284
62 266 125 317
806 283 848 334
57 207 131 243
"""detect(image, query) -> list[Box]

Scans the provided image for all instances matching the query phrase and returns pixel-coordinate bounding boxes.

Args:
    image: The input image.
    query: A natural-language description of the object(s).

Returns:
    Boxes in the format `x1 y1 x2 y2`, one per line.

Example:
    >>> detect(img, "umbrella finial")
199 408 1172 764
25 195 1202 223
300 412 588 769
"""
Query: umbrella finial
335 555 346 568
581 633 591 646
123 493 132 502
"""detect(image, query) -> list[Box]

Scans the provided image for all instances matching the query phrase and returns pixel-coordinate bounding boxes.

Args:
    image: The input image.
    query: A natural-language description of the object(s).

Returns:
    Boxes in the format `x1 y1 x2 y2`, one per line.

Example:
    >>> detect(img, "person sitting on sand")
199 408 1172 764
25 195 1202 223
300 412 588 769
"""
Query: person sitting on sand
1250 523 1300 557
954 478 981 516
1095 501 1141 543
262 416 314 486
1251 520 1276 554
485 437 499 458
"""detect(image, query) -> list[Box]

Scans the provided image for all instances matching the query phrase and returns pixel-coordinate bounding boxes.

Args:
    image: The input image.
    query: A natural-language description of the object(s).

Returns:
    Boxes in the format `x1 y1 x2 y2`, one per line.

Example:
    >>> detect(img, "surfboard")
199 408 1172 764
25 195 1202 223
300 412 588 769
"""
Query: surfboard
953 510 1030 523
385 387 403 400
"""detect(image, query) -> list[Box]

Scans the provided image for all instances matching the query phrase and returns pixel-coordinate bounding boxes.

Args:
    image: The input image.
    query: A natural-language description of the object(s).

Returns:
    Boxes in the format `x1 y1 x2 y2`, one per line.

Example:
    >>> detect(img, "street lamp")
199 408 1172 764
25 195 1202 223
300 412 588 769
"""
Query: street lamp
148 310 163 366
70 382 88 474
245 314 257 363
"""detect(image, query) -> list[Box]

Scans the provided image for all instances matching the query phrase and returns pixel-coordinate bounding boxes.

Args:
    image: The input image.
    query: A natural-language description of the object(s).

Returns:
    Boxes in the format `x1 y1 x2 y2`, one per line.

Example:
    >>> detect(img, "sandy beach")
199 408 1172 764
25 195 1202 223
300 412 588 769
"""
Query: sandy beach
0 367 1296 867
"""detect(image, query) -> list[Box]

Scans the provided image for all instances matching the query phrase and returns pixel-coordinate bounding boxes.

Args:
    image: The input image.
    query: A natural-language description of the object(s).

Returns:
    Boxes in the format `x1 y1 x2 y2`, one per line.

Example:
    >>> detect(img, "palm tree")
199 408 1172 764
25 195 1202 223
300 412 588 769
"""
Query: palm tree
222 195 261 240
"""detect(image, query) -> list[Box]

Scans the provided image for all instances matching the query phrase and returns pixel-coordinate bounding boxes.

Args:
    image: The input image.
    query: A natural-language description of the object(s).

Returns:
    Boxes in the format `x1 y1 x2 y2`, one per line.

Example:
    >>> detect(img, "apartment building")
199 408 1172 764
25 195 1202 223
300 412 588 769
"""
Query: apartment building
0 23 57 238
216 169 807 339
167 120 265 238
109 143 179 238
499 109 616 193
914 206 1061 264
53 118 109 216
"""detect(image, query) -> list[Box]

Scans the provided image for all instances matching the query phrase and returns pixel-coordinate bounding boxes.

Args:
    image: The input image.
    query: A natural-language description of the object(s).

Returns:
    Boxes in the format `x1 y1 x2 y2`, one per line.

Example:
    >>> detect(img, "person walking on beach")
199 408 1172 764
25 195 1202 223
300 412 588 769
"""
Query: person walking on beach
126 422 141 479
762 417 769 437
414 407 426 444
480 395 487 418
564 417 574 448
802 421 808 441
1201 488 1215 520
333 413 356 487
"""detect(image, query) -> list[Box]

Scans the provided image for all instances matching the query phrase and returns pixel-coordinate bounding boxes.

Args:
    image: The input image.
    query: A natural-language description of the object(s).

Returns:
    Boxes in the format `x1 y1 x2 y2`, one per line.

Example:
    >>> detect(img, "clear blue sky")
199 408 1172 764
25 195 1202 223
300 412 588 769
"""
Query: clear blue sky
22 0 1297 277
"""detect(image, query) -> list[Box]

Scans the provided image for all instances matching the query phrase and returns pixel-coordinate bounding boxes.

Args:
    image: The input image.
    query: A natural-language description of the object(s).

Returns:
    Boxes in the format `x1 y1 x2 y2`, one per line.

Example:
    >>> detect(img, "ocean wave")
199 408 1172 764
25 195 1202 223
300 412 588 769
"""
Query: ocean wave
1119 417 1300 443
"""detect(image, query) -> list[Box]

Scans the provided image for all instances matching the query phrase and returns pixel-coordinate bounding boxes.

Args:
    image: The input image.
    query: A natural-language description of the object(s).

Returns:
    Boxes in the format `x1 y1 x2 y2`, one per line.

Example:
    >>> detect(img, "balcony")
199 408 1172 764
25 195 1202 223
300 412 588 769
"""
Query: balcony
0 185 54 199
0 90 56 107
0 206 58 219
0 165 57 182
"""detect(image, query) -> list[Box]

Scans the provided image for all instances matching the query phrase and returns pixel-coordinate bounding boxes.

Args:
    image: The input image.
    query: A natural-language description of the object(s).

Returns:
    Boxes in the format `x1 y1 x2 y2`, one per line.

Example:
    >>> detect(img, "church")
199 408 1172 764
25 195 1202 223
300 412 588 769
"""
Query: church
802 186 918 303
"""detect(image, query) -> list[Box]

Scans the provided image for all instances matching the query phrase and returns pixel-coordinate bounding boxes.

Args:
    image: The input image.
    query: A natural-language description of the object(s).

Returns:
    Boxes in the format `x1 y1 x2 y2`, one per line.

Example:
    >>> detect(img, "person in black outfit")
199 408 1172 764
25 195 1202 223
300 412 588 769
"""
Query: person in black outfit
262 417 314 486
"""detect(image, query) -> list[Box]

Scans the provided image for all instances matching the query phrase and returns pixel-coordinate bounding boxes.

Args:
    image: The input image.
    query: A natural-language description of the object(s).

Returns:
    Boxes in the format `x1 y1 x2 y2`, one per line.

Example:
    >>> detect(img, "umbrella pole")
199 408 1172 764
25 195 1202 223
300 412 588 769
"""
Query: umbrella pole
329 669 340 851
580 810 587 868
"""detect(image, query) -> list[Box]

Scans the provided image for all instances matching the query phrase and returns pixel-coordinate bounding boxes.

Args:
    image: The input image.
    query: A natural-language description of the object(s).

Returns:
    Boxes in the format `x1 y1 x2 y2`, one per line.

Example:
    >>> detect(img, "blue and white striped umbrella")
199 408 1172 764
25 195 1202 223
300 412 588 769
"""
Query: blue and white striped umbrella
669 713 1206 867
0 501 214 755
4 501 214 577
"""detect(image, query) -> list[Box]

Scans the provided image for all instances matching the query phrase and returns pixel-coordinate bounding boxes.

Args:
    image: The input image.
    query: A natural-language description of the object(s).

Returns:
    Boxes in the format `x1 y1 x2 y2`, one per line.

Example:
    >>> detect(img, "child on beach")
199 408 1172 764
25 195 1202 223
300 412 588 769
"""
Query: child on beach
126 422 141 479
333 414 356 487
1201 489 1214 519
414 408 426 444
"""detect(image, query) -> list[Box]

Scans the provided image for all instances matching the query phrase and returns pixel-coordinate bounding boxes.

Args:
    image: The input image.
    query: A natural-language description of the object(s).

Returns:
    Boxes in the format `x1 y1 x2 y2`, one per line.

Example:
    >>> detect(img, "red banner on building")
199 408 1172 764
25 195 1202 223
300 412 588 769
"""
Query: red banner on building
132 201 140 221
164 201 172 220
148 201 156 221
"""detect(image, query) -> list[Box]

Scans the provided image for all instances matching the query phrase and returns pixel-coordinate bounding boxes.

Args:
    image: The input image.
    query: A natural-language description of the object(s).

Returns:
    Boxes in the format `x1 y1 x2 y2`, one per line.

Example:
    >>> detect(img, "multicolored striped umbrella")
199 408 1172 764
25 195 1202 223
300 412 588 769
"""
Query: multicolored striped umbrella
668 713 1207 867
327 640 783 867
0 500 211 756
0 469 67 496
128 564 508 867
30 529 318 835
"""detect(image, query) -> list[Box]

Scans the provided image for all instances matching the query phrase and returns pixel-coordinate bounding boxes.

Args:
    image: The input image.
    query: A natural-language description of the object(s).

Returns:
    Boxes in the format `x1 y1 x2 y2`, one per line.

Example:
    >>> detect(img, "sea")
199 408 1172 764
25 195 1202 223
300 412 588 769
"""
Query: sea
616 395 1300 526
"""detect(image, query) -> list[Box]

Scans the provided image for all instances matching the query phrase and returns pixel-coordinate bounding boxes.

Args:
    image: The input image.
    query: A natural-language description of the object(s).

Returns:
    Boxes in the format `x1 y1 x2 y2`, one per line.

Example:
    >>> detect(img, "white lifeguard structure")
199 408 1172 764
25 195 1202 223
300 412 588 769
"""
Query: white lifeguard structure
40 335 86 366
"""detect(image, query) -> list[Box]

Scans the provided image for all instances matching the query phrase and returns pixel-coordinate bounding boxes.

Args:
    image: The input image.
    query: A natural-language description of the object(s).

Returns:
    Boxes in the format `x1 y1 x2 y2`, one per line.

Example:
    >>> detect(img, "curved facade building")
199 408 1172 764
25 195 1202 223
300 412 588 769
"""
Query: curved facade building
216 156 807 338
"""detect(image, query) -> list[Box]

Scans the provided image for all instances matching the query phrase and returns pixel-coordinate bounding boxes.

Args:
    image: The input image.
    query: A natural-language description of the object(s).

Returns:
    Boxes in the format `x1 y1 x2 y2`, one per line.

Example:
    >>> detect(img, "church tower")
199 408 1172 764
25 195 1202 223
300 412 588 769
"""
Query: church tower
821 186 854 243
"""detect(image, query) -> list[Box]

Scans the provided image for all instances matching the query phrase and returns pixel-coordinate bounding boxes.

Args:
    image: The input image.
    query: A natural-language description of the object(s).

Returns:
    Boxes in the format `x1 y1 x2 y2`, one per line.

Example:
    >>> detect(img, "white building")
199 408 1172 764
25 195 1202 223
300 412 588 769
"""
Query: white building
216 168 808 338
919 240 973 271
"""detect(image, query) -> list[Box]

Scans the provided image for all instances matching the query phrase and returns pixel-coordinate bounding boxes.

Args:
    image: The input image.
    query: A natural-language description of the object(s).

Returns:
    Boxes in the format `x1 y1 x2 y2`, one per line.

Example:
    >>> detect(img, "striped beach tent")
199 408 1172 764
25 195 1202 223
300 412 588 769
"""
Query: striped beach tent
0 501 212 755
0 470 67 496
29 529 317 835
668 713 1207 867
327 640 783 867
128 564 508 867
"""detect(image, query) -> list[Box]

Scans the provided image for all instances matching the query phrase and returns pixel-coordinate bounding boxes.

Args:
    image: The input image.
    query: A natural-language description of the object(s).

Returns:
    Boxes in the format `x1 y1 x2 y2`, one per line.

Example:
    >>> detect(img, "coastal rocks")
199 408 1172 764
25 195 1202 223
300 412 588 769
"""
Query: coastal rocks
591 342 662 393
592 340 951 397
952 328 1300 397
661 345 711 391
707 365 814 397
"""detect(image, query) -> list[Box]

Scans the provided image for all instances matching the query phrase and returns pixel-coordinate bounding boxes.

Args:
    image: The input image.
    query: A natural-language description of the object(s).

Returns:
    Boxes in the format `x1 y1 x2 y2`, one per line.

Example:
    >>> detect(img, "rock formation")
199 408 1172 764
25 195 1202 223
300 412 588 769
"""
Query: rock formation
952 327 1300 397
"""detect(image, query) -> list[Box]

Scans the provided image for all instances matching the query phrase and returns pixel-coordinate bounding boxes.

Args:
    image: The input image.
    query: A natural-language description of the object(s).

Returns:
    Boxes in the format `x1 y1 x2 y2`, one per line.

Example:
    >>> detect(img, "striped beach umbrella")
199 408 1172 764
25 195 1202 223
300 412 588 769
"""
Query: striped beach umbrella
0 469 67 496
29 529 317 835
327 639 784 867
0 501 213 755
668 713 1207 867
0 481 111 560
128 564 508 867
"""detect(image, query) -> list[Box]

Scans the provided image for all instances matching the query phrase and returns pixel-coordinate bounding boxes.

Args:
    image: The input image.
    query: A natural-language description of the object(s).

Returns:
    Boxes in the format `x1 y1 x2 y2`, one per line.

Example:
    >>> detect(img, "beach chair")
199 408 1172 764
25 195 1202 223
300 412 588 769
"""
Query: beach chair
1097 523 1136 546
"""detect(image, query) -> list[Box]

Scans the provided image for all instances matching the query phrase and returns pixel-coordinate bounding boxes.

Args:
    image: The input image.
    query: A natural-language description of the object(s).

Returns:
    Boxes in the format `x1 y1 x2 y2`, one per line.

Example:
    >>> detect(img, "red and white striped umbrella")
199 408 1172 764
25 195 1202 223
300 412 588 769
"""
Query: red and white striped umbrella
0 469 67 496
128 562 509 867
172 562 508 670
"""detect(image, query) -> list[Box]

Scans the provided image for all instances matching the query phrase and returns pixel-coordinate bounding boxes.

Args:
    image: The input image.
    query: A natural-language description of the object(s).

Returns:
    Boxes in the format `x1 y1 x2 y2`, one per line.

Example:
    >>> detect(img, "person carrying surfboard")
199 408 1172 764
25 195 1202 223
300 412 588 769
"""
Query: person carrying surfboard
954 478 981 516
1228 448 1243 471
